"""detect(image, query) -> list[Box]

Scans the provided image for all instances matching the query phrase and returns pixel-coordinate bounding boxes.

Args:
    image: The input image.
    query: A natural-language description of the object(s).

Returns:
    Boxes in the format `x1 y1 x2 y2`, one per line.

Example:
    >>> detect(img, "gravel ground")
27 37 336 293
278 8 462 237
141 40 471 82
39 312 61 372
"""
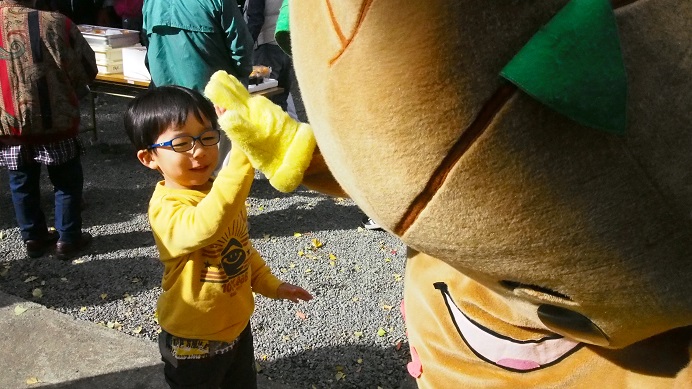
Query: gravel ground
0 92 414 389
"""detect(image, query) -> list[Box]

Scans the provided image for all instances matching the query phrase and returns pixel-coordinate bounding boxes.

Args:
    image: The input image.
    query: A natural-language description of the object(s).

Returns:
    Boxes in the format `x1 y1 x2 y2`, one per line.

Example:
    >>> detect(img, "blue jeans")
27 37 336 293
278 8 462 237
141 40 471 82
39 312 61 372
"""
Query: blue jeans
8 156 83 243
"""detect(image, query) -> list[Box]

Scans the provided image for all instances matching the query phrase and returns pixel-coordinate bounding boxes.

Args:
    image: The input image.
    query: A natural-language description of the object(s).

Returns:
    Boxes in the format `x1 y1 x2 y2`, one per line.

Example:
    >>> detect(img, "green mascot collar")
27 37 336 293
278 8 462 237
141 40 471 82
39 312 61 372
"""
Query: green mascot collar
500 0 628 134
275 0 292 56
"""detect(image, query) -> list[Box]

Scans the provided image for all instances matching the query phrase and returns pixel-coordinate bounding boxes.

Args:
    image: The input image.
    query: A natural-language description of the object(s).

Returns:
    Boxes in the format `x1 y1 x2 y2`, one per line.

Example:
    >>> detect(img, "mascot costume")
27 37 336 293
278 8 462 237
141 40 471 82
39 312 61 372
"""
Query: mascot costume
206 0 692 387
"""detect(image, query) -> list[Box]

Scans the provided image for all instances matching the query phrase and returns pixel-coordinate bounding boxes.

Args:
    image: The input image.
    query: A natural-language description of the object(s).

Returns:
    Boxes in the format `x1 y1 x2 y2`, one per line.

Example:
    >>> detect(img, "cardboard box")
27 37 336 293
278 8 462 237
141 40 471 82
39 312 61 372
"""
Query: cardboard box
78 25 140 50
122 45 150 81
97 62 123 74
94 48 123 65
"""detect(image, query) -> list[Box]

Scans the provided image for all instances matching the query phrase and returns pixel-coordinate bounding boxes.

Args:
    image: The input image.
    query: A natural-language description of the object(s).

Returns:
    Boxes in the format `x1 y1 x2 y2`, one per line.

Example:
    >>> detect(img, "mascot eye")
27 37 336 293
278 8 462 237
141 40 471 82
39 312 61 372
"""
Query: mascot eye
500 280 572 301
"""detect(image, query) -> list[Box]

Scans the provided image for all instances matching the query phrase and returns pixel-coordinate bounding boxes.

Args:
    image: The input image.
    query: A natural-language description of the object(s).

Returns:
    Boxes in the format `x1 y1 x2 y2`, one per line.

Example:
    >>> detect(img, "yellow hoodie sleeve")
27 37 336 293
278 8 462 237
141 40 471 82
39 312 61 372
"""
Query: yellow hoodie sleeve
149 148 254 259
246 247 284 299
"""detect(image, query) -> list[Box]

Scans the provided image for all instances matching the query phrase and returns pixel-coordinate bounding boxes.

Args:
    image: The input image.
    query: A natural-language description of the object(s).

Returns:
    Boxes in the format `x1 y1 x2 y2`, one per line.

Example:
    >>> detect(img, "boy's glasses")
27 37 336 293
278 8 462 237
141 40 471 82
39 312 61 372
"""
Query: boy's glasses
148 129 221 153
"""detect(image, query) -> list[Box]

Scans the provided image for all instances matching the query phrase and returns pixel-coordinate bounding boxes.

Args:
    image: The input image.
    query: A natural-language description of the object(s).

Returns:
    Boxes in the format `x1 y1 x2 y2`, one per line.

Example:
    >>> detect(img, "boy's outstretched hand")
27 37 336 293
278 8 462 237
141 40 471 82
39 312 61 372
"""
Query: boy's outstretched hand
277 282 313 303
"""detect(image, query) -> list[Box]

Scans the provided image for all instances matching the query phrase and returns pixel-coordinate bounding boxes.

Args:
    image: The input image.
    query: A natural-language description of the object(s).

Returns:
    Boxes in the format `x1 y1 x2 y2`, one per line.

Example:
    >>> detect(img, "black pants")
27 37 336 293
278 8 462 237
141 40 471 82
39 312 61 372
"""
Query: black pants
159 325 257 389
253 43 293 111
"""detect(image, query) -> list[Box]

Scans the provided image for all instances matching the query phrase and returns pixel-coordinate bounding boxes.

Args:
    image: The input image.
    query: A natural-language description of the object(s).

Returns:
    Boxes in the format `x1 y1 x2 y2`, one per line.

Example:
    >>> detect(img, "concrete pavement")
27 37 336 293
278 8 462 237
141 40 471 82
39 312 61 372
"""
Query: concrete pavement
0 290 290 389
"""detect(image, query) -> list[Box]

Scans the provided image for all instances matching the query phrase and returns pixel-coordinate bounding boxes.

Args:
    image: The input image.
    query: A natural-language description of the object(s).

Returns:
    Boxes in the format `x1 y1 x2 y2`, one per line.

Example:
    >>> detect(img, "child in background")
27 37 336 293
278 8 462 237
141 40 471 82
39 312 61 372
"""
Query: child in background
124 85 312 388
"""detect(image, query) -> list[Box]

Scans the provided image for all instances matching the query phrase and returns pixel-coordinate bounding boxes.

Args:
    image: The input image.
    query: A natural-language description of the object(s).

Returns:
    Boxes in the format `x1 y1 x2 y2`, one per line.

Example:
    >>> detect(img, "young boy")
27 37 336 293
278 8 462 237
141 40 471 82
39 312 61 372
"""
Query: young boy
124 85 312 388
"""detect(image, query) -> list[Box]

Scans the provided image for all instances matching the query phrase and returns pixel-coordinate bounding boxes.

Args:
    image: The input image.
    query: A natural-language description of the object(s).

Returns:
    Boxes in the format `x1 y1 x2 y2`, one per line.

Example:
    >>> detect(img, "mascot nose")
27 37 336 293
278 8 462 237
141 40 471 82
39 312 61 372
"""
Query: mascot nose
538 304 609 346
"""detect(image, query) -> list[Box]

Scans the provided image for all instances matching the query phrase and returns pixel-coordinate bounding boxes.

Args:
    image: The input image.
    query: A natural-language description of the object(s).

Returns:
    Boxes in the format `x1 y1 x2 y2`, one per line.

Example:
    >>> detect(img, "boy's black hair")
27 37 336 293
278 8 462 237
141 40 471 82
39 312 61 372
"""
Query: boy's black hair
124 85 220 151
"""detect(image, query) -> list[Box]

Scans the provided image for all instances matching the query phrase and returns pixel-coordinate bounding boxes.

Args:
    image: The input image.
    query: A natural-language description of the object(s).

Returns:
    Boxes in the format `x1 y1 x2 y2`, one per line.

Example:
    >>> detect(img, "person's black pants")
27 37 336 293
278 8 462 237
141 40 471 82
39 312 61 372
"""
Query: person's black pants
159 325 257 389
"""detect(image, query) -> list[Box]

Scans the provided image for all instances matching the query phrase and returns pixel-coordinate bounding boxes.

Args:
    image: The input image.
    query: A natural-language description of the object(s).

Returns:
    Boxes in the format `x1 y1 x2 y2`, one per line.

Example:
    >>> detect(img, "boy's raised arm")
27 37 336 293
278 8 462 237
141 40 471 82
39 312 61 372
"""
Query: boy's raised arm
150 147 254 259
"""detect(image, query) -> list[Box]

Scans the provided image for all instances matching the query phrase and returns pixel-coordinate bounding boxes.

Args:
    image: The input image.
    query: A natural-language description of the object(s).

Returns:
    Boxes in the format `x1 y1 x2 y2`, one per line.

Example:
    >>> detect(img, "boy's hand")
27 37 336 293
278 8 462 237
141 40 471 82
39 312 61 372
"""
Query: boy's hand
205 71 316 193
277 282 313 303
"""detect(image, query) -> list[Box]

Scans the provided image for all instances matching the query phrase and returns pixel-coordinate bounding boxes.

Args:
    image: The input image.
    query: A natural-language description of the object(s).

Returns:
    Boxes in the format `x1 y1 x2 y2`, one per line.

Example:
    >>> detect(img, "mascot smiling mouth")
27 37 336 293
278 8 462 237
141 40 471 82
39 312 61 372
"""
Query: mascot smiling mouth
434 283 583 372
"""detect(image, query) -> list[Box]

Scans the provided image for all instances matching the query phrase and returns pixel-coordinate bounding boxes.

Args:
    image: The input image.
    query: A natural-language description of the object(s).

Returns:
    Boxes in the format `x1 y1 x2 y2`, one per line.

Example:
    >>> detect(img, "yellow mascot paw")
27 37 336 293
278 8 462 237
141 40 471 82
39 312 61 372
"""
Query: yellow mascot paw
206 71 316 193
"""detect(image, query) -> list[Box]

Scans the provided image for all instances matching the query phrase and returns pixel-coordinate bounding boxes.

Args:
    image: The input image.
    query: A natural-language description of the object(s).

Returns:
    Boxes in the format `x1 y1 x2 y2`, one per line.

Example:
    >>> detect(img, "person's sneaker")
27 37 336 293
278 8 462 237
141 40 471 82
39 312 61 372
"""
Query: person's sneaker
362 216 382 230
55 232 93 261
25 229 59 258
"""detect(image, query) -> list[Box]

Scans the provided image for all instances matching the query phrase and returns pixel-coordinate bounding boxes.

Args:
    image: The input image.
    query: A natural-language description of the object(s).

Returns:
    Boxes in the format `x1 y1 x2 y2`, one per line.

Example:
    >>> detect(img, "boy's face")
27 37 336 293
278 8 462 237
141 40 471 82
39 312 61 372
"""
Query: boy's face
137 112 219 190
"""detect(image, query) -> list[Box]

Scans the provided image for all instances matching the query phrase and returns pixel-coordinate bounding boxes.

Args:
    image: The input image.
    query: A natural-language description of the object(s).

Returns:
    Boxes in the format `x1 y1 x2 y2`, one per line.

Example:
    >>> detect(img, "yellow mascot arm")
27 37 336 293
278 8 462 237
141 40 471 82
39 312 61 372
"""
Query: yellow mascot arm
301 150 349 198
205 70 316 193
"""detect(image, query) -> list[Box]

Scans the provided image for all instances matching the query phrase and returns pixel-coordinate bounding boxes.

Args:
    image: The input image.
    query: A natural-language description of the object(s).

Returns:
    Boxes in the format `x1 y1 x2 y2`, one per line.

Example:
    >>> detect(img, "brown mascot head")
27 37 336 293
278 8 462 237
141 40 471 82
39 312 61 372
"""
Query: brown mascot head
286 0 692 355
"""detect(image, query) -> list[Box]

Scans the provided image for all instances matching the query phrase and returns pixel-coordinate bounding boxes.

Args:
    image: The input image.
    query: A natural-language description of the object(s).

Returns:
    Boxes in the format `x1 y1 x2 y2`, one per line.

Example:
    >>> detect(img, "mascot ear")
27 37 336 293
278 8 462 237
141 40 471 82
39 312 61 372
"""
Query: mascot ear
500 0 627 134
275 0 292 56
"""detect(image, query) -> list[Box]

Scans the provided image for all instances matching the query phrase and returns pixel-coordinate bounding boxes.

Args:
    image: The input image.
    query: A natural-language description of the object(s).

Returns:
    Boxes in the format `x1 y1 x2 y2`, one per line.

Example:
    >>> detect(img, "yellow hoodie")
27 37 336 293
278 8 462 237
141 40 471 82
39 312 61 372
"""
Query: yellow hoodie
148 150 283 343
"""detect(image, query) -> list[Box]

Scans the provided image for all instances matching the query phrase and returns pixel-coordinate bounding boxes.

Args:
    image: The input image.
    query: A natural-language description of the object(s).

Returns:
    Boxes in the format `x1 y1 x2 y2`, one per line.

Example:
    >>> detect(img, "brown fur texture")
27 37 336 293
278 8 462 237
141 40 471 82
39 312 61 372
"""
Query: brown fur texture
292 0 692 387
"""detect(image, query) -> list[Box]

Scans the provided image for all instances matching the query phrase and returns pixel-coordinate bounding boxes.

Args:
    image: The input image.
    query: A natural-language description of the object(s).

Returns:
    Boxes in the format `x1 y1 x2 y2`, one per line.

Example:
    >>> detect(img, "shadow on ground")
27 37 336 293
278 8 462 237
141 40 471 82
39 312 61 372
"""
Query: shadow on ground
37 344 416 389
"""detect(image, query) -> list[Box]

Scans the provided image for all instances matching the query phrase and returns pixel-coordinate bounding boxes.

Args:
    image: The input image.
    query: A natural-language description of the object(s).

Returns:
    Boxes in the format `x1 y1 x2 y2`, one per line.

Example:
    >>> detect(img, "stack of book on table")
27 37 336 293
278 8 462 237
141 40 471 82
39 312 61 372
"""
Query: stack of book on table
78 25 141 74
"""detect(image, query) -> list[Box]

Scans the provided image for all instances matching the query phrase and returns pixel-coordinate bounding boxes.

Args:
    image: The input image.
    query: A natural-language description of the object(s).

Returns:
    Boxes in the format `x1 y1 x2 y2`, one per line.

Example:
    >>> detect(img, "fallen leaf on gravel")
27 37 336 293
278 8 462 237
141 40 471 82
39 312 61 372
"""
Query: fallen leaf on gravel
357 226 364 232
335 371 346 381
289 263 296 268
282 335 291 341
100 293 108 300
263 234 271 239
14 305 29 315
311 238 323 248
80 306 87 312
261 354 268 361
352 297 360 302
124 293 133 302
73 258 86 264
26 377 40 385
382 305 393 311
354 265 361 272
24 276 38 283
296 311 307 320
354 331 363 338
304 268 312 273
280 268 287 273
293 232 302 237
297 250 304 256
107 321 122 330
357 358 363 364
384 257 392 263
329 253 337 260
133 326 143 334
377 328 387 337
393 274 402 282
32 288 42 298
